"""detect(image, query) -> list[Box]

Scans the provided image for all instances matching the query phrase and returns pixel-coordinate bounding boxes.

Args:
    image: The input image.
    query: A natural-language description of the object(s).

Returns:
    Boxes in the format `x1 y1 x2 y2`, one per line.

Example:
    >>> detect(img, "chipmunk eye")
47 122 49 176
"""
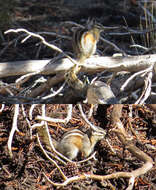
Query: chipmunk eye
92 23 104 31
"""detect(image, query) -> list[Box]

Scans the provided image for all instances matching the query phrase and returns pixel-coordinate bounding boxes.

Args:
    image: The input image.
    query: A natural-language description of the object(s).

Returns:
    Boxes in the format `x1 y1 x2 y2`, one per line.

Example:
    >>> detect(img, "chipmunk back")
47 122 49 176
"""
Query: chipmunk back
38 127 105 160
72 22 103 63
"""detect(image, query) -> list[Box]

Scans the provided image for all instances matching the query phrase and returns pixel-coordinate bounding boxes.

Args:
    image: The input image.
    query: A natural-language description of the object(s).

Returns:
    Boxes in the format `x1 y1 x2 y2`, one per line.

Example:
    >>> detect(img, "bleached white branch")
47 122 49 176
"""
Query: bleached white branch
29 104 38 120
30 105 73 163
36 104 72 124
5 28 77 66
41 81 66 100
7 104 20 158
0 104 5 112
21 104 32 129
78 104 106 133
0 54 156 78
37 133 67 180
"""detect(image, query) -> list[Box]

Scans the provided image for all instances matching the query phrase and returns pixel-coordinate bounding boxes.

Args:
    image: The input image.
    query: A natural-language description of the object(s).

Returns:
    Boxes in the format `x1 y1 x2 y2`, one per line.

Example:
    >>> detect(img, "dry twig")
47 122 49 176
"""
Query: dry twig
7 104 20 158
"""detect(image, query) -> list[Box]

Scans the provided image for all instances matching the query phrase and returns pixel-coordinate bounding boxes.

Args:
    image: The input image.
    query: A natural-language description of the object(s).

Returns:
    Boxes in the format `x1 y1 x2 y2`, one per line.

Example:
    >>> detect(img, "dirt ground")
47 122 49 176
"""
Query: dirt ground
0 104 156 189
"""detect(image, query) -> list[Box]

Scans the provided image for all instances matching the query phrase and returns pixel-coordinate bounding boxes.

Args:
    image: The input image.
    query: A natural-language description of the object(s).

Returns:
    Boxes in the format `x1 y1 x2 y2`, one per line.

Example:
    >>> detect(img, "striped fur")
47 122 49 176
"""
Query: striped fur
72 24 103 63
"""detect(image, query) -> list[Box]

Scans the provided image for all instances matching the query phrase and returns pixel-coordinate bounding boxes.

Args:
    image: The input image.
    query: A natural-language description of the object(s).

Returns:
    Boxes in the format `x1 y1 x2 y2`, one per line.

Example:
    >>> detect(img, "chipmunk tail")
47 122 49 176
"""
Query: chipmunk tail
37 125 58 150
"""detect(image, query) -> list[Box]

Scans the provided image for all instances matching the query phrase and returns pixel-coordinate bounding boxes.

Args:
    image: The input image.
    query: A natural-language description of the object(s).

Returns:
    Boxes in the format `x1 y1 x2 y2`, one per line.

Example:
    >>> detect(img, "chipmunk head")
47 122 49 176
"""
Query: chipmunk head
87 127 106 145
87 19 104 32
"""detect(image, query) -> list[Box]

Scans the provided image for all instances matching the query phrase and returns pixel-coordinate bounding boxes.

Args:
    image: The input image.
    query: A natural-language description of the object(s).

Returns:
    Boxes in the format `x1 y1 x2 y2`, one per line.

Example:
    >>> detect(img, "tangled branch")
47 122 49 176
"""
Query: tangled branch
4 104 154 189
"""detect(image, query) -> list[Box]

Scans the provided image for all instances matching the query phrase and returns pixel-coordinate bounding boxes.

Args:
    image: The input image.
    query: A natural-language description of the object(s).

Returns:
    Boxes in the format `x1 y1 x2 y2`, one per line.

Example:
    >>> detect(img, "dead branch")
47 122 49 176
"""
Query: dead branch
29 73 65 98
37 133 68 180
0 104 5 112
0 54 156 78
5 28 77 66
36 104 72 123
1 28 156 103
31 104 73 163
111 105 153 190
7 104 20 158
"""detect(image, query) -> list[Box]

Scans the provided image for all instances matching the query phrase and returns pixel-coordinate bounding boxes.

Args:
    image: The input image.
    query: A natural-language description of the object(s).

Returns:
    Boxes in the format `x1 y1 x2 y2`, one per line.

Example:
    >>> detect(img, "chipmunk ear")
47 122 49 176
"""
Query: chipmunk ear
86 18 96 29
87 19 104 32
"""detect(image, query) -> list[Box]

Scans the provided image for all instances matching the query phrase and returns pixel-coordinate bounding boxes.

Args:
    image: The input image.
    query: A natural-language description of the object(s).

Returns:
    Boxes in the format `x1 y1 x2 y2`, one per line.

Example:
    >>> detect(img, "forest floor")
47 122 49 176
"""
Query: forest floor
0 104 156 189
0 1 156 189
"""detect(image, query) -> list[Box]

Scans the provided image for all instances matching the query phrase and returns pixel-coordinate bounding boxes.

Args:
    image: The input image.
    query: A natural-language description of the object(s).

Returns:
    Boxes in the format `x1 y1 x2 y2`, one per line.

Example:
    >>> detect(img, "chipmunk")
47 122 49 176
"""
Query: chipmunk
72 22 104 63
37 127 105 160
87 81 118 104
65 21 104 90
